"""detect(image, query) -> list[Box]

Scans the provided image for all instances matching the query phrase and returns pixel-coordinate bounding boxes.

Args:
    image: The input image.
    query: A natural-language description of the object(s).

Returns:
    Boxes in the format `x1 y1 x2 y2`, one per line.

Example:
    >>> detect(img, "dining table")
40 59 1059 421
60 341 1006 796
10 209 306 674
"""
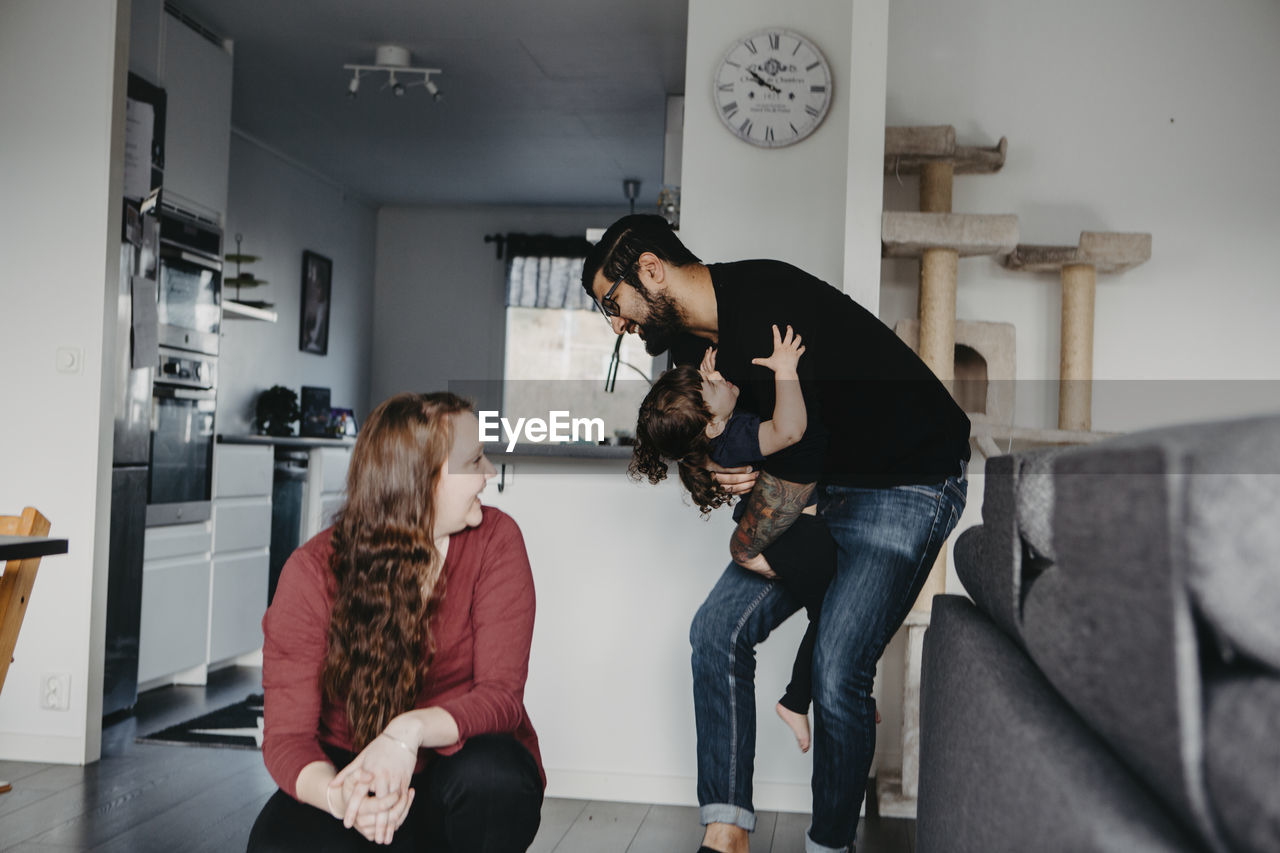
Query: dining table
0 535 69 562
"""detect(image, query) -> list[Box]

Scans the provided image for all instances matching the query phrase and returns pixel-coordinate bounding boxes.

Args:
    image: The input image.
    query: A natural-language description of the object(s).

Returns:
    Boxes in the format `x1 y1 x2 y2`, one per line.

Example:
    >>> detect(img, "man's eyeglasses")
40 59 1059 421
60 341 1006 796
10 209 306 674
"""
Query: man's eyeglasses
594 278 624 318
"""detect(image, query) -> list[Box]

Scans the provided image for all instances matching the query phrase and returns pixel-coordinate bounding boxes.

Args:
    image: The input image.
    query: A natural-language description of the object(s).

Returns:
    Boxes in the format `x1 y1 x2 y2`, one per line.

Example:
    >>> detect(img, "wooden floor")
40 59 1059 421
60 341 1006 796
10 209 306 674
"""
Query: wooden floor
0 667 914 852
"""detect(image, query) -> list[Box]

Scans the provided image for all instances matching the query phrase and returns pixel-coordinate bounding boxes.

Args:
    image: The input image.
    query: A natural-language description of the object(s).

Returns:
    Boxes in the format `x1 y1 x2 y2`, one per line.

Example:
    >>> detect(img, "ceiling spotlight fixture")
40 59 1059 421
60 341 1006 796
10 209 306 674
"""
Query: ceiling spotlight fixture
343 44 442 102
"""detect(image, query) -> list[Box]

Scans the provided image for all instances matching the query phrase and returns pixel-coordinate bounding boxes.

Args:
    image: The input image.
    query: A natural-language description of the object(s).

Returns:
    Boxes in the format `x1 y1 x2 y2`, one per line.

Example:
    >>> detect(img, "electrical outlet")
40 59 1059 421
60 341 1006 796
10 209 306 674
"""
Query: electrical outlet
41 672 71 711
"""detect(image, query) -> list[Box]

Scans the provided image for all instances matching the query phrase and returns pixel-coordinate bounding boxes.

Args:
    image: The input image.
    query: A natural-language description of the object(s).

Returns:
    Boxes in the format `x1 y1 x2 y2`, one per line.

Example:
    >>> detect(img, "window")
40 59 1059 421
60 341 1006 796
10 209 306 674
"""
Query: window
499 239 653 445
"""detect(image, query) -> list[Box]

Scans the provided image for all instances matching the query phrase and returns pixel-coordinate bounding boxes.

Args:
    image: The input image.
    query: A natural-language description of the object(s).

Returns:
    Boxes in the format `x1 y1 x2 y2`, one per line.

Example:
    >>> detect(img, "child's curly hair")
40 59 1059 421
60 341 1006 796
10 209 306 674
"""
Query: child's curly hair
630 366 732 515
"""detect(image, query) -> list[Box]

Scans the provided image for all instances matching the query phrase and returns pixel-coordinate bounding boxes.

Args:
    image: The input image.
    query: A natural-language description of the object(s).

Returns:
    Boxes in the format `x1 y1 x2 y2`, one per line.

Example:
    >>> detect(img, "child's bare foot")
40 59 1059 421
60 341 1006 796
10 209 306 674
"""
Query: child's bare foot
876 708 882 724
776 702 811 752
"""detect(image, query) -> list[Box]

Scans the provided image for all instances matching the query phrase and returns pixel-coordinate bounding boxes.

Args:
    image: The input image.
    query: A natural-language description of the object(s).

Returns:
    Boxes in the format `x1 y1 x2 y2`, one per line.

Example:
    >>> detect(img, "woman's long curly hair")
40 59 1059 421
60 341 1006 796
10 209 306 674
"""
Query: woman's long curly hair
322 391 471 750
630 366 731 515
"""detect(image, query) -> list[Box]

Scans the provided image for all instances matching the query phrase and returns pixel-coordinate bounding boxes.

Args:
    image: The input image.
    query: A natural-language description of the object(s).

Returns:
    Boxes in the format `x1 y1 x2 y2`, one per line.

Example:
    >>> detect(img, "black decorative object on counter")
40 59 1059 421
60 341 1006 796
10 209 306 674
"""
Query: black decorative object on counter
300 386 331 437
255 385 300 436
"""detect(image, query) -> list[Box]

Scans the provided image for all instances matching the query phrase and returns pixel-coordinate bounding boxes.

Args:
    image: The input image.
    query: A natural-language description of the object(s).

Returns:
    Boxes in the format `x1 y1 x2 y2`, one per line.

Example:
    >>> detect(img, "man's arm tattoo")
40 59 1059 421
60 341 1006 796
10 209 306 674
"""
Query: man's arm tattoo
729 471 816 565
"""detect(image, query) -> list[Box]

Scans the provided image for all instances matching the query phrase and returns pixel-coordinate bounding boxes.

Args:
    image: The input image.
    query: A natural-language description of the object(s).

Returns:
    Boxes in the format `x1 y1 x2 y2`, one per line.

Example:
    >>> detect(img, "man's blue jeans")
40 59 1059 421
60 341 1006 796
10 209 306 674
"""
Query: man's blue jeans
691 471 967 852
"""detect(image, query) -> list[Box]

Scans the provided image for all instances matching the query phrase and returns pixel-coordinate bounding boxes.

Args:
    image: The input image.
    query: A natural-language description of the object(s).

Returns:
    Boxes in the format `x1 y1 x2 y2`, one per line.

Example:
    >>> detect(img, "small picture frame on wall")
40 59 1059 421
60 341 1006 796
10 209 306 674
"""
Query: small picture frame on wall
300 250 332 355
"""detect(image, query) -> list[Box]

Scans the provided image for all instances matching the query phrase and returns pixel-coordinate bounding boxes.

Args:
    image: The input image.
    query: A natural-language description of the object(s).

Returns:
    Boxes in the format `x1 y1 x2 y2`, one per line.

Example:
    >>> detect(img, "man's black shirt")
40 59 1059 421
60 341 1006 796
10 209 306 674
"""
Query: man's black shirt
670 260 971 487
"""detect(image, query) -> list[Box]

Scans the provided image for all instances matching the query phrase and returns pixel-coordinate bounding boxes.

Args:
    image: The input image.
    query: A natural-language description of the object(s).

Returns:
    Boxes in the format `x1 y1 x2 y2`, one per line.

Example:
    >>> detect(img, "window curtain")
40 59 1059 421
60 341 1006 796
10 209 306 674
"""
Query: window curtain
503 233 595 311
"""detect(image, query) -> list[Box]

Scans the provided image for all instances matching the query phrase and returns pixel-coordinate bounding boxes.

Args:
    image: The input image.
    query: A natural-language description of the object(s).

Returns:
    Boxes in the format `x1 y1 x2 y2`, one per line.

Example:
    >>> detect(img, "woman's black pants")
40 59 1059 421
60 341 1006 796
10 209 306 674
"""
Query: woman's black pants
246 735 543 852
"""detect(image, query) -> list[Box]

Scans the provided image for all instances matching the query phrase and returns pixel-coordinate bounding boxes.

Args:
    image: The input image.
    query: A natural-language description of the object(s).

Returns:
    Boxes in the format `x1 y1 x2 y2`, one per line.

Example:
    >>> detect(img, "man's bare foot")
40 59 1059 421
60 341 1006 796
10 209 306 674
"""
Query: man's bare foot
876 707 882 724
776 702 811 753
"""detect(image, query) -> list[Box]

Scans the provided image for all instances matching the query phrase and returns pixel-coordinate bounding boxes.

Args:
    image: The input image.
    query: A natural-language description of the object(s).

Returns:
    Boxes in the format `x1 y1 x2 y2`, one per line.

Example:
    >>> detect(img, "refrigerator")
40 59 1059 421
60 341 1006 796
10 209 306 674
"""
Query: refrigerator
103 72 165 716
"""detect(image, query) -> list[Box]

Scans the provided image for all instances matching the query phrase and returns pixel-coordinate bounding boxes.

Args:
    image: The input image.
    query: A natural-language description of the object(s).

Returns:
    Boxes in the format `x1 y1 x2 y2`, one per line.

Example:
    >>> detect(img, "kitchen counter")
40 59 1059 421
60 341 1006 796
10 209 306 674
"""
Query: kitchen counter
495 443 633 460
217 434 356 449
219 436 633 459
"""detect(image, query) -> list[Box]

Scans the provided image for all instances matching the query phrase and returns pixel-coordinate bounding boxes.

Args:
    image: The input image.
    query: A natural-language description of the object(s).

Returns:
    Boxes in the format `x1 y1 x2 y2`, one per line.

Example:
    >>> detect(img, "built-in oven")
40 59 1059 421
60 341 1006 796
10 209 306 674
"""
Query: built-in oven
147 346 217 526
157 204 222 356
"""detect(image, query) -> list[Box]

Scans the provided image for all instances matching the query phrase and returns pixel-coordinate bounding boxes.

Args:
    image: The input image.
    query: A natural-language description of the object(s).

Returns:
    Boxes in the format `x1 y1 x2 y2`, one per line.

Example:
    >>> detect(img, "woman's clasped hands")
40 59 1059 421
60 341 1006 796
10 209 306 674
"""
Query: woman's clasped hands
328 718 421 845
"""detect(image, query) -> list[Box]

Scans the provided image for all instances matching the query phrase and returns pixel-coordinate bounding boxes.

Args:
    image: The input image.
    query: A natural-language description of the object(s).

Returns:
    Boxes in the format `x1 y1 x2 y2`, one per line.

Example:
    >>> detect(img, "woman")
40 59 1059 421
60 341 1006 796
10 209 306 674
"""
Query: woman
248 392 544 851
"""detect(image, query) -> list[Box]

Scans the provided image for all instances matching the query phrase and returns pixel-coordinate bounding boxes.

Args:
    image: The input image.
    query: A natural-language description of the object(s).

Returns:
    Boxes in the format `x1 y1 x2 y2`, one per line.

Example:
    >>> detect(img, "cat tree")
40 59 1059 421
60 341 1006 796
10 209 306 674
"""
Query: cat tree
875 125 1150 817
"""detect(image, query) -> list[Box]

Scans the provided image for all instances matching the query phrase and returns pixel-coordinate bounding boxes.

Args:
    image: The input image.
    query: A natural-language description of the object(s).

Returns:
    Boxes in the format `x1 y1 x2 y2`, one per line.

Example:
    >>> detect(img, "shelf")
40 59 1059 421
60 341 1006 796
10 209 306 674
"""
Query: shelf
223 300 278 322
882 212 1019 258
883 126 1008 175
970 421 1119 457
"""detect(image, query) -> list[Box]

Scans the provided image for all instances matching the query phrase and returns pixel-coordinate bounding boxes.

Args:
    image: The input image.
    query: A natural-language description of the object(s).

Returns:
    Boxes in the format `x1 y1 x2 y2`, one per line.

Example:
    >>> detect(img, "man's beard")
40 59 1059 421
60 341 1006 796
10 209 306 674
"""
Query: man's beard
636 288 686 356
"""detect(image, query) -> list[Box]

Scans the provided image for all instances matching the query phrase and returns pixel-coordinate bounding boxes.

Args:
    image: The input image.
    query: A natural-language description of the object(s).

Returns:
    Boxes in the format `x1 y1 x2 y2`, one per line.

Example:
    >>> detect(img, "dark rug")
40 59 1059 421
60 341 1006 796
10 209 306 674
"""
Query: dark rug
136 693 264 749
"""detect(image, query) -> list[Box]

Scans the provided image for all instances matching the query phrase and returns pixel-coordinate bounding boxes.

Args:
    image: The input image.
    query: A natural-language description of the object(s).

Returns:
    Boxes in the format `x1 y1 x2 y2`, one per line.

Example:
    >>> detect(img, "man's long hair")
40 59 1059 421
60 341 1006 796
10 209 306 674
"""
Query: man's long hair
321 391 471 749
630 366 732 515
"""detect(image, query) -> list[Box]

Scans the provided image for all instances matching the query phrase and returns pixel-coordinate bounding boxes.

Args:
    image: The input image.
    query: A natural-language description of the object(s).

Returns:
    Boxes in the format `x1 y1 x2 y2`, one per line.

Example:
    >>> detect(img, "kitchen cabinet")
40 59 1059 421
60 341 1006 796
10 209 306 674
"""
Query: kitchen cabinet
128 0 165 84
138 522 212 686
302 446 352 541
137 445 273 687
160 10 233 223
209 444 271 664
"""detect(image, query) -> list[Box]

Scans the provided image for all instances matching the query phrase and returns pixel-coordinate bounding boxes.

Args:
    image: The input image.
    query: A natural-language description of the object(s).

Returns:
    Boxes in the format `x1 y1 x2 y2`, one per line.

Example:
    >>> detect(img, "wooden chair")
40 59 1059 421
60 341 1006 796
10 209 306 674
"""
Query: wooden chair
0 507 51 794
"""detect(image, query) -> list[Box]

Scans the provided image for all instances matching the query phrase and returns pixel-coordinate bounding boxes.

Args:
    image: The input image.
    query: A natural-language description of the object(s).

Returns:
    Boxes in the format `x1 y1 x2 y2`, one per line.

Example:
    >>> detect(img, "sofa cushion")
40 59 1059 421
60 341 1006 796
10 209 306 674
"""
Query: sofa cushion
918 596 1200 853
1023 444 1227 850
1013 447 1063 562
1062 415 1280 669
1203 672 1280 853
953 454 1026 645
1169 417 1280 670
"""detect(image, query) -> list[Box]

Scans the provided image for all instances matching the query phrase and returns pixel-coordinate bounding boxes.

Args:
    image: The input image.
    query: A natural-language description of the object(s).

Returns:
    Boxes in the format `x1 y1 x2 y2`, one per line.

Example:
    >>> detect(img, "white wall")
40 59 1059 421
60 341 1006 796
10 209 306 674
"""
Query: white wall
0 0 127 763
217 134 378 433
371 205 627 408
681 0 869 301
881 0 1280 430
674 0 891 802
880 0 1280 776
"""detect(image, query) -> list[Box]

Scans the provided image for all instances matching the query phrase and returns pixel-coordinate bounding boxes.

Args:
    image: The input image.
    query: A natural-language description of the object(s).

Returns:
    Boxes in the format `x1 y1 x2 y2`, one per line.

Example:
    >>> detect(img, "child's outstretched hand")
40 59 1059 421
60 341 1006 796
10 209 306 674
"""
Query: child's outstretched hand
750 325 804 375
699 346 718 376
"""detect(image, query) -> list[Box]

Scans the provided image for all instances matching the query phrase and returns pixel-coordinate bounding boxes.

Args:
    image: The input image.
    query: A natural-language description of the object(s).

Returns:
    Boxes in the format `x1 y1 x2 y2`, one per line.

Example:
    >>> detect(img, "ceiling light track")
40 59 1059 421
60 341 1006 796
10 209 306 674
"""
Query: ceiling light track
344 45 443 101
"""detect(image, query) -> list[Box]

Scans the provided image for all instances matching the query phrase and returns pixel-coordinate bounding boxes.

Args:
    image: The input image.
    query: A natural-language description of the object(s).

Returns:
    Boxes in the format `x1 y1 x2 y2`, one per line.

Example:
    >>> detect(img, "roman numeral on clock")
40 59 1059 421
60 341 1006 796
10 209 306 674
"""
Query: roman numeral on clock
718 83 734 92
810 85 826 93
739 118 753 136
768 33 780 50
721 101 738 118
805 104 820 117
765 126 775 142
745 39 758 54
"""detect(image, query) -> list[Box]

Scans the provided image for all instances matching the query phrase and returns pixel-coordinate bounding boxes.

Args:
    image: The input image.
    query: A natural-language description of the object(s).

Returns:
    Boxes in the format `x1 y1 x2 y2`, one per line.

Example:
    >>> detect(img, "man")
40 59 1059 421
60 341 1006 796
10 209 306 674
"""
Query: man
581 215 970 853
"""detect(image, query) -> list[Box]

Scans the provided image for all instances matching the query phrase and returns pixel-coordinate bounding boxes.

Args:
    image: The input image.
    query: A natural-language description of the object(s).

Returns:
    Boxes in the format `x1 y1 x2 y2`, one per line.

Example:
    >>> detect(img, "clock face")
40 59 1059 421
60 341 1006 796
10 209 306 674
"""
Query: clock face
713 29 832 148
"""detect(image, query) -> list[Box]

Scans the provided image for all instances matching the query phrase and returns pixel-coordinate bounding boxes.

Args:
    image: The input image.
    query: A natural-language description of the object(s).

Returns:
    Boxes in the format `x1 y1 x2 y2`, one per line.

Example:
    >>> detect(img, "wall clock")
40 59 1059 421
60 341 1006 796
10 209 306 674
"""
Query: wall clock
713 28 832 148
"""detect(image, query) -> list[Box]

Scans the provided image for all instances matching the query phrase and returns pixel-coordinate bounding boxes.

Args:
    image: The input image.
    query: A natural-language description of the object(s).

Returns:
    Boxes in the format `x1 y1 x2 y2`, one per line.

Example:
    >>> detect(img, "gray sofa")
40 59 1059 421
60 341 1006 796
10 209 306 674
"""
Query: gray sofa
917 415 1280 853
